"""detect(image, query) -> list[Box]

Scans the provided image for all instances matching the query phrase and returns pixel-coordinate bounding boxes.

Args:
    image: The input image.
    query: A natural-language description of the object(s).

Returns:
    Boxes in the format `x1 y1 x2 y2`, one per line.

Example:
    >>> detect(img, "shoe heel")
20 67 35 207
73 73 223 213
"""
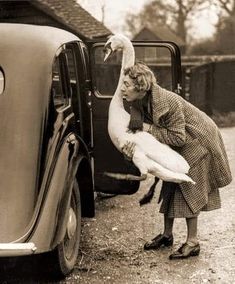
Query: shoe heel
165 240 173 247
191 248 200 256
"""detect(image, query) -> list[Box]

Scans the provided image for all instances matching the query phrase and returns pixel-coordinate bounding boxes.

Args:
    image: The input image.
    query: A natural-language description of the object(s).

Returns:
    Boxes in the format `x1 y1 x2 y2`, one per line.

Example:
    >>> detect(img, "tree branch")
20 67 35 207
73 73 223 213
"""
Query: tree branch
216 0 233 15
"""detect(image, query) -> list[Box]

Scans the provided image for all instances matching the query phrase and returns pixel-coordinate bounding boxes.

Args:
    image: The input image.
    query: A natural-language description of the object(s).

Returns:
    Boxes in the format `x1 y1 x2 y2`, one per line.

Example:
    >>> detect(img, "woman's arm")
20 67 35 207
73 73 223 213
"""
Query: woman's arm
146 98 186 147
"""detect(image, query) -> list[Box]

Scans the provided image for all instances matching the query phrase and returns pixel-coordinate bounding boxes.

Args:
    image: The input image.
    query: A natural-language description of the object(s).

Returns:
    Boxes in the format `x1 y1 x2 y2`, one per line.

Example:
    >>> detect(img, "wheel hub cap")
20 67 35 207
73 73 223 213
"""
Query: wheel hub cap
67 207 77 239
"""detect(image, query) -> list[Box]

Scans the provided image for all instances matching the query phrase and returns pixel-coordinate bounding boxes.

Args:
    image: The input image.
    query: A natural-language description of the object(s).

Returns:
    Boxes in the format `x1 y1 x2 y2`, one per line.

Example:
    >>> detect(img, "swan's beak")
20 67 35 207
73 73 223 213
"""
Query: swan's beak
104 48 112 62
103 42 113 62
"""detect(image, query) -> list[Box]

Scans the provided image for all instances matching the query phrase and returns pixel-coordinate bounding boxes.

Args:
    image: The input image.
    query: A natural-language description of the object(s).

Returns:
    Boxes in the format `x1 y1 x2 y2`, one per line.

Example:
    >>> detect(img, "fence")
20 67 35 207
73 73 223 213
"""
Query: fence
183 56 235 114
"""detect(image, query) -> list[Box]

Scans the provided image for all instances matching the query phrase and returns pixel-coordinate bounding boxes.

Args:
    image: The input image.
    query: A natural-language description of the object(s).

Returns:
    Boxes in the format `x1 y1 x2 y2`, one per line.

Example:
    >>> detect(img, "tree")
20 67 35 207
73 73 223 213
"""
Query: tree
77 0 106 25
125 0 208 44
213 0 235 54
213 0 235 16
188 38 219 55
188 0 235 55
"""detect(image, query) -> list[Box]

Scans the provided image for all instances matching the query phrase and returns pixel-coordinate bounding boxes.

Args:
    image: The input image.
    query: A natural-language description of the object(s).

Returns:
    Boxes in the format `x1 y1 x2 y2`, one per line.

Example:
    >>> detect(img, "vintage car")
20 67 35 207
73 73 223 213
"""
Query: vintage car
0 23 182 277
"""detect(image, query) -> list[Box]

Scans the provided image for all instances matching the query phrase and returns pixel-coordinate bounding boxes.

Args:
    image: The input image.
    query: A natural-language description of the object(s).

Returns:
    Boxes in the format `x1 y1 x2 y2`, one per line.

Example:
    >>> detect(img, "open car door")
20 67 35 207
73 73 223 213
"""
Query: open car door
88 41 183 194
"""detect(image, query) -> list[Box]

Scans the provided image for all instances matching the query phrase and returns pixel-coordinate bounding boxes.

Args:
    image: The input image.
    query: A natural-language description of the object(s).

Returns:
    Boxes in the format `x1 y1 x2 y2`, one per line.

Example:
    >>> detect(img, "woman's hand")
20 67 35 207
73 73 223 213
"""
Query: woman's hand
121 141 135 161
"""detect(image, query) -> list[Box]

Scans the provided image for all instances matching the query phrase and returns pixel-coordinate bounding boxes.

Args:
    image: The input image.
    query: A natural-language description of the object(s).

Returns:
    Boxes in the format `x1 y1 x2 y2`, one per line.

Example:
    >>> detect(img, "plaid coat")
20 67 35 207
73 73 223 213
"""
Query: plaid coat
148 84 232 214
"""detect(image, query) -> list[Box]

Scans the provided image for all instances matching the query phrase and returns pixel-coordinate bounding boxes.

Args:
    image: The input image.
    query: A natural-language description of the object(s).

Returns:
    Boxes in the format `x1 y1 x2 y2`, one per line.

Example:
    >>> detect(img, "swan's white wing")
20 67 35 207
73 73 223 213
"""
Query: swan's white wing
133 146 194 184
133 131 190 174
148 160 195 184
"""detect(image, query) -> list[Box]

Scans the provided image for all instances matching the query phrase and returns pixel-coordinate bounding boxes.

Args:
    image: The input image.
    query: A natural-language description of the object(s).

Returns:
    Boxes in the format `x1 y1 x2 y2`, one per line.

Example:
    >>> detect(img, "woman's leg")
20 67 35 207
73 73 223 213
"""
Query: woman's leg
169 217 200 259
186 217 199 244
163 214 174 237
144 214 174 250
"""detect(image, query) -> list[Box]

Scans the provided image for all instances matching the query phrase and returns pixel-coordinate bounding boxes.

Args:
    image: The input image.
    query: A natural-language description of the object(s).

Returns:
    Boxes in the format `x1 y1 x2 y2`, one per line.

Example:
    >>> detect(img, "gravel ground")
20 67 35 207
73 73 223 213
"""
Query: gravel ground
1 127 234 284
64 127 235 284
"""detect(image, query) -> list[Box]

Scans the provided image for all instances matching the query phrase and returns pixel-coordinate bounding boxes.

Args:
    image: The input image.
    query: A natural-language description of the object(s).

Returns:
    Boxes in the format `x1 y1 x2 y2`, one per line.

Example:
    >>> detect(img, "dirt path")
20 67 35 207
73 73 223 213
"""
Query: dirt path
63 127 235 284
1 128 233 283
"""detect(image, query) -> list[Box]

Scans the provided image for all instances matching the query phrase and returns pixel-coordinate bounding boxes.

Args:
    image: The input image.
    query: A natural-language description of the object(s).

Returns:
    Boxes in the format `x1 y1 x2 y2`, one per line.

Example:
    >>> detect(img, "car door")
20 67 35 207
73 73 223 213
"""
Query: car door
89 41 183 194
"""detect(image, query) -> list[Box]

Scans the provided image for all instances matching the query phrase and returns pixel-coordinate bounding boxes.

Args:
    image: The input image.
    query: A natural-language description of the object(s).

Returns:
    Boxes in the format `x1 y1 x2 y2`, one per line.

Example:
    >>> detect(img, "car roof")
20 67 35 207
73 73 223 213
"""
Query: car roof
0 23 80 85
0 23 80 53
0 24 80 145
0 23 80 101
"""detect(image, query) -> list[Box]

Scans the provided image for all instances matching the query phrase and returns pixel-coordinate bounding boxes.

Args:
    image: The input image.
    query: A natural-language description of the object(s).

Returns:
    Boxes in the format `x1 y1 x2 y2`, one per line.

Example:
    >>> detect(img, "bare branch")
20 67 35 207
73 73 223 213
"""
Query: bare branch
216 0 234 15
124 0 216 45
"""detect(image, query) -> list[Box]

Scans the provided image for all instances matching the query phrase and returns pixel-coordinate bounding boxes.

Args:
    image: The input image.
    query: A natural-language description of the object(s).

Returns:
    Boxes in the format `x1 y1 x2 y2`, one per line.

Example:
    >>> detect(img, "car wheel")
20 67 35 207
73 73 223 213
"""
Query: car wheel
50 180 81 277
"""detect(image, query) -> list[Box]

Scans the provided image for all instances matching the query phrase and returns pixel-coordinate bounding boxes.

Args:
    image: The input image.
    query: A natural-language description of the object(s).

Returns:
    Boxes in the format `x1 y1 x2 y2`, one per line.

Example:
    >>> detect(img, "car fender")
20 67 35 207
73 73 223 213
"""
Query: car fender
29 133 83 253
50 154 94 251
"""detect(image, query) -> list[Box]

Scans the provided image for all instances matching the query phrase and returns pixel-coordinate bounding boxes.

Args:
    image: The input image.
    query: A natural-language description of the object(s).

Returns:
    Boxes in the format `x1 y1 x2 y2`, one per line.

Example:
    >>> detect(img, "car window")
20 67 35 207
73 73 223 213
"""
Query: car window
52 56 69 110
93 44 172 97
62 43 85 138
80 42 90 80
66 48 77 85
52 51 71 110
65 44 82 118
135 46 172 90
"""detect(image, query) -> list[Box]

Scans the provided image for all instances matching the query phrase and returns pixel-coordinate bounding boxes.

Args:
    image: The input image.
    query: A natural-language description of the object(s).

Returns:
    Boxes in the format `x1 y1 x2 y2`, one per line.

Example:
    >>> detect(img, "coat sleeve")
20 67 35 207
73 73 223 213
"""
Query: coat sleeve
148 96 186 147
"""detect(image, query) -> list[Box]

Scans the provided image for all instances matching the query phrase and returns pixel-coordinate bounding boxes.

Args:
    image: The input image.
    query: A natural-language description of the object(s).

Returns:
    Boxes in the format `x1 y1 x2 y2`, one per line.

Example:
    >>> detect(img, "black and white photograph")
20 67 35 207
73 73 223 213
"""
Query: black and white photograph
0 0 234 283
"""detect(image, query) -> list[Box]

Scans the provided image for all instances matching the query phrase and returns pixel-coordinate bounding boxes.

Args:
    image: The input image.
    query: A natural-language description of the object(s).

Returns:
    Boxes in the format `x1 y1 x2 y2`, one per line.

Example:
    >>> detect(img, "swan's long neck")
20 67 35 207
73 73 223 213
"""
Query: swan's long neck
121 42 135 71
112 40 135 107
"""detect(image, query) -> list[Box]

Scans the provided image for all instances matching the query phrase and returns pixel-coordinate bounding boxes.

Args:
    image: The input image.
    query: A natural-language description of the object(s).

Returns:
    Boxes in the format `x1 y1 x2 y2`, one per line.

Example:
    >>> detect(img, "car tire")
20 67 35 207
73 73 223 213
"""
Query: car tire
49 180 82 278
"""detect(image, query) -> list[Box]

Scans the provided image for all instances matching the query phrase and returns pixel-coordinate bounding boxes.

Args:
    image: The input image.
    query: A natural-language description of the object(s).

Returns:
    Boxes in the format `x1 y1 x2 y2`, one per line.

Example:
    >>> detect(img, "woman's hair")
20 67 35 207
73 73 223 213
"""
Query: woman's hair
124 62 157 92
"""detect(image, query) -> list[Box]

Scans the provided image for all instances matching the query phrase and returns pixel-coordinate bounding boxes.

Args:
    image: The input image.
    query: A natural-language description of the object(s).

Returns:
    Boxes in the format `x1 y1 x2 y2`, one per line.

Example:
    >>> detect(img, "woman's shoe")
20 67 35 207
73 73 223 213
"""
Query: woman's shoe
169 243 200 260
144 234 173 250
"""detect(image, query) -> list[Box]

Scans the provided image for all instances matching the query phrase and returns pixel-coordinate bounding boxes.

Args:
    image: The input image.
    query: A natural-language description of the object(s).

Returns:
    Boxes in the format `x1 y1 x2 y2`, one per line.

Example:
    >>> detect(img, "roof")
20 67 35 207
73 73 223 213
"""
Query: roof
32 0 111 39
134 26 185 46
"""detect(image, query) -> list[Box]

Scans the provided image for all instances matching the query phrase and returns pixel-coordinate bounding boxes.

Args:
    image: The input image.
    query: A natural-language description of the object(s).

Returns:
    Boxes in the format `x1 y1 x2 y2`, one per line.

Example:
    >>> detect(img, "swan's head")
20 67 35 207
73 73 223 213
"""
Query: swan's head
103 34 130 62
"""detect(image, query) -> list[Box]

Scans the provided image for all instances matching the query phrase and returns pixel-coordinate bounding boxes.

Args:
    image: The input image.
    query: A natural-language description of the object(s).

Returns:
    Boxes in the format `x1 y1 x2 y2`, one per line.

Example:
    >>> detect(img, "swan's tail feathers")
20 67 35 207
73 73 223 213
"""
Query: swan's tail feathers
176 174 195 184
162 173 195 184
152 171 195 184
104 172 147 181
187 177 196 185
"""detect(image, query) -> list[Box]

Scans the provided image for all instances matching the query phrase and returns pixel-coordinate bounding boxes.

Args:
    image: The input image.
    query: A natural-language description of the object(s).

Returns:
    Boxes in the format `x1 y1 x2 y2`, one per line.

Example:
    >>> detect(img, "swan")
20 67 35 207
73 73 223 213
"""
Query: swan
103 34 194 185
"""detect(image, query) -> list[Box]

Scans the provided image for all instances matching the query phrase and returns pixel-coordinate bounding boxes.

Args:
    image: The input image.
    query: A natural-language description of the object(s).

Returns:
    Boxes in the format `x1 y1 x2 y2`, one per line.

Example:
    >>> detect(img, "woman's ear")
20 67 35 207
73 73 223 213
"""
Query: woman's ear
137 75 148 92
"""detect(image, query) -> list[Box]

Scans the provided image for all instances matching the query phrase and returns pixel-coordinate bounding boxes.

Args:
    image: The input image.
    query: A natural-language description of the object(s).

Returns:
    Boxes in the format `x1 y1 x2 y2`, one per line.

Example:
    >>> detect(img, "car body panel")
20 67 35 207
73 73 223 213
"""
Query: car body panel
0 24 93 256
29 133 80 252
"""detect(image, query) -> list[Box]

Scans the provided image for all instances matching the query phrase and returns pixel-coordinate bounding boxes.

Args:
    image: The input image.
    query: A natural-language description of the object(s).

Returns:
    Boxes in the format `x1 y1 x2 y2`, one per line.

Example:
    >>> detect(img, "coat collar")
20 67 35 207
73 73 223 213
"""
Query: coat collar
151 84 170 124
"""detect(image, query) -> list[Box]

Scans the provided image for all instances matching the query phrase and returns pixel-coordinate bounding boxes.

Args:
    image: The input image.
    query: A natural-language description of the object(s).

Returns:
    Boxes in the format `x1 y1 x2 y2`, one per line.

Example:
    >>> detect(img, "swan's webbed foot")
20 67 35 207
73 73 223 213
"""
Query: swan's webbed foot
139 177 160 206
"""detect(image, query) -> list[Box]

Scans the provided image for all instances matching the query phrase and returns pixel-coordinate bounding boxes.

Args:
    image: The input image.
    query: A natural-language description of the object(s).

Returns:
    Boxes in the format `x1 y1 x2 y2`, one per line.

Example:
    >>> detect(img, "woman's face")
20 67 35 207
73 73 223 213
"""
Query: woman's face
121 75 145 102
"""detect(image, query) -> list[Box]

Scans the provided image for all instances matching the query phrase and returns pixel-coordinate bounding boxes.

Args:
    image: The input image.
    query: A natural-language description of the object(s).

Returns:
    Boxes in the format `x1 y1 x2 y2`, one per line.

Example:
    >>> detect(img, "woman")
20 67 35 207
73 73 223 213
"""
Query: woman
121 62 232 259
